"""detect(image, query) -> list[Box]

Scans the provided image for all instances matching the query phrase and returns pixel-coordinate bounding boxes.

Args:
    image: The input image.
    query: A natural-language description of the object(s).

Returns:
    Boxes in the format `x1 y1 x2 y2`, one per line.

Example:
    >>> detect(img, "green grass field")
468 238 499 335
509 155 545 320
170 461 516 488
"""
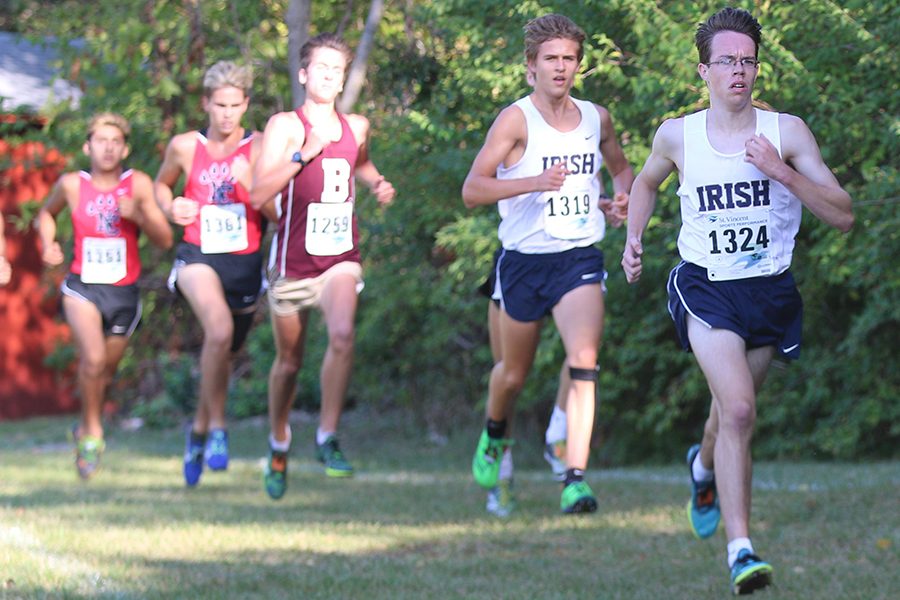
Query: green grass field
1 410 897 599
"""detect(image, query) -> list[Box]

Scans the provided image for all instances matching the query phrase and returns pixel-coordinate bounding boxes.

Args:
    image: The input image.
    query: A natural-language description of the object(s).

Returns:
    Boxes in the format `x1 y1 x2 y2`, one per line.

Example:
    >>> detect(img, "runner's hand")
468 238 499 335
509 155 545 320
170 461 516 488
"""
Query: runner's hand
117 195 139 222
621 236 643 283
42 241 64 267
0 257 10 285
171 197 199 226
372 176 395 206
534 161 569 192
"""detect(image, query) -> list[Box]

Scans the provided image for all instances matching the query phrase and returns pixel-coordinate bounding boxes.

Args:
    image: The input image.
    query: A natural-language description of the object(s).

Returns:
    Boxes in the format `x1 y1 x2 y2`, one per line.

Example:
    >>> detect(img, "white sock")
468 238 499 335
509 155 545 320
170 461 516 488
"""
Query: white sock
545 405 567 444
727 537 754 568
269 425 292 452
316 427 335 446
498 447 514 481
692 451 715 482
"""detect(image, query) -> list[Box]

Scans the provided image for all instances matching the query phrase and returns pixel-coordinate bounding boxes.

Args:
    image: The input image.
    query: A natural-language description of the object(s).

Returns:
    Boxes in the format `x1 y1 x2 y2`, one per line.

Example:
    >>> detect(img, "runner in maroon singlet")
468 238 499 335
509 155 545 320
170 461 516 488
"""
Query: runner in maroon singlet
251 33 395 498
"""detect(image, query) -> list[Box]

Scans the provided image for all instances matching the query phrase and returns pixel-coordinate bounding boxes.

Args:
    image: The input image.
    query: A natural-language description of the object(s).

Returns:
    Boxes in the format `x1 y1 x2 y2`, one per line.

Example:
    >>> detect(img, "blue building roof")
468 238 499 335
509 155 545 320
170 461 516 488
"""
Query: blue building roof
0 31 81 113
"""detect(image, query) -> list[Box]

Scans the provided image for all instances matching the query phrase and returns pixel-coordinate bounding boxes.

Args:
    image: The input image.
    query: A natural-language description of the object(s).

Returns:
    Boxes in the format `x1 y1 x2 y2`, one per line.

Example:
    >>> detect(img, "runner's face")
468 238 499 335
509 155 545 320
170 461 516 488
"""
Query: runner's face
300 47 347 102
528 38 580 97
698 31 758 107
84 124 128 172
203 86 249 136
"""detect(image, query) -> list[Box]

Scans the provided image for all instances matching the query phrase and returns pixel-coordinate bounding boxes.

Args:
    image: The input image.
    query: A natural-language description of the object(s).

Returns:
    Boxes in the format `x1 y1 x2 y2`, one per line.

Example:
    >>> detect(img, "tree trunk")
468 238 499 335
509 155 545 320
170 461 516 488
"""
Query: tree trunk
286 0 311 107
337 0 384 113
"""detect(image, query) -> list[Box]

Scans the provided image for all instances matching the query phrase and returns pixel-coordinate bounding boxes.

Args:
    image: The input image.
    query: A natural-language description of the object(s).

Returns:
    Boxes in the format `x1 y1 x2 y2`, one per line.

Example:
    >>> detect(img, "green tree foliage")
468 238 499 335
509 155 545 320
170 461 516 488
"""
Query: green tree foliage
13 0 898 459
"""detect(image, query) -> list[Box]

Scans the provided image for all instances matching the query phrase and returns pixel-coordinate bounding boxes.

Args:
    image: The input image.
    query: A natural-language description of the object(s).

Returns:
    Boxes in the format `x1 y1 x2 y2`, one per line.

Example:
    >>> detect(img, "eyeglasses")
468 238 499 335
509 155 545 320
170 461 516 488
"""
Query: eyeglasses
706 56 759 69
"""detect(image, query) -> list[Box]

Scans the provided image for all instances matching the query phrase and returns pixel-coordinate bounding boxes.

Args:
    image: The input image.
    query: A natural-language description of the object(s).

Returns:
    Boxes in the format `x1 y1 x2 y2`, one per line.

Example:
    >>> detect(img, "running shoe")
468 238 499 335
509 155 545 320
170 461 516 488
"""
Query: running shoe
183 430 205 487
543 438 567 480
686 443 720 538
70 425 105 480
471 429 511 489
315 436 354 478
264 448 289 500
205 429 229 471
560 480 598 514
730 549 773 595
486 478 515 518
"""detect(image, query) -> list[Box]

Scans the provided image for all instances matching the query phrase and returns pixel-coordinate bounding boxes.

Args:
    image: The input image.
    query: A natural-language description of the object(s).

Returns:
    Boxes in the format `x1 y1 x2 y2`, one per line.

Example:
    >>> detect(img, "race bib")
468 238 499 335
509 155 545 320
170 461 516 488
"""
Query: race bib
542 186 599 240
703 208 773 281
200 203 248 254
81 237 127 284
305 202 354 256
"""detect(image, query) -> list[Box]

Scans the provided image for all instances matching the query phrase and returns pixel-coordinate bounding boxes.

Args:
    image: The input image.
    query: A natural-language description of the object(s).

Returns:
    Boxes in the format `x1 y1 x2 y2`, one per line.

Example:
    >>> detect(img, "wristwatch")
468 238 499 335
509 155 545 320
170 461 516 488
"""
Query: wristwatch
291 151 307 167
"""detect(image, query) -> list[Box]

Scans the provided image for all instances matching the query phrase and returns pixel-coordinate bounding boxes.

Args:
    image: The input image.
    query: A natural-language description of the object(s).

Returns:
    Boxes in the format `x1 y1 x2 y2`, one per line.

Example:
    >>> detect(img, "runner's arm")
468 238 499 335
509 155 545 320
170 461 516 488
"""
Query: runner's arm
37 173 75 266
746 115 853 232
251 112 309 210
622 119 679 283
133 171 173 249
462 106 567 208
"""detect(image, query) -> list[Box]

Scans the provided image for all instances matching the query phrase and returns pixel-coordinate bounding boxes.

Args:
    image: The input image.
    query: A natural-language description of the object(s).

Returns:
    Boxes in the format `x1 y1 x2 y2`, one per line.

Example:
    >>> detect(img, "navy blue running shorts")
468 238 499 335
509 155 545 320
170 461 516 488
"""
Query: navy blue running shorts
666 261 803 359
167 242 263 311
497 245 606 323
61 273 142 337
478 247 502 306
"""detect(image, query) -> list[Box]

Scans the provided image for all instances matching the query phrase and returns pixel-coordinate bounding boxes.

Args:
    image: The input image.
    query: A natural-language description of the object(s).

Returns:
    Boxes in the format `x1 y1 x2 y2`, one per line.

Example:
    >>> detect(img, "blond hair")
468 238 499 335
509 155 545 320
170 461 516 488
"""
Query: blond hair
202 61 253 97
523 14 586 64
86 112 130 141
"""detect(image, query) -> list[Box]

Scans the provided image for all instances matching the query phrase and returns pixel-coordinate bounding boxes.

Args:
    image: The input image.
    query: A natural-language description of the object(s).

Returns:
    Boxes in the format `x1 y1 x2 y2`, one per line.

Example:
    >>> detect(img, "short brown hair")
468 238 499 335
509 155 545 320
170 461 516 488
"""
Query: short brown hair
86 112 130 141
299 33 353 71
695 8 762 64
202 61 253 97
523 14 586 64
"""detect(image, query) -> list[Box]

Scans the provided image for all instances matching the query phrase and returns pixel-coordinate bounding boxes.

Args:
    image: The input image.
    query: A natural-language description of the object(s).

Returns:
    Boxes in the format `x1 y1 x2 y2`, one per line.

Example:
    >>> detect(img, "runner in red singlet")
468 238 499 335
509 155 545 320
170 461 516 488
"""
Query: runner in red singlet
37 112 172 479
154 61 271 487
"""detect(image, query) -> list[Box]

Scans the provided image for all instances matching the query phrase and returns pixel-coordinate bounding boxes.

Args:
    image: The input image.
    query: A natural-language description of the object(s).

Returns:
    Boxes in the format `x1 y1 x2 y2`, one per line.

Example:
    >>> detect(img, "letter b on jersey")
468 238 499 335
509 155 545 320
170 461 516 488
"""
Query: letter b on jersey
321 157 351 203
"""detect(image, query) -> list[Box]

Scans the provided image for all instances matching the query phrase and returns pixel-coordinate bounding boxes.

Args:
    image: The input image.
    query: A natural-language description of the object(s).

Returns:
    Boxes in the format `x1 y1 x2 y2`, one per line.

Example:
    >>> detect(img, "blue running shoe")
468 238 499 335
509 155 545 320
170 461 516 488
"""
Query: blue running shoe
183 430 205 487
686 443 720 538
730 549 773 595
205 429 229 471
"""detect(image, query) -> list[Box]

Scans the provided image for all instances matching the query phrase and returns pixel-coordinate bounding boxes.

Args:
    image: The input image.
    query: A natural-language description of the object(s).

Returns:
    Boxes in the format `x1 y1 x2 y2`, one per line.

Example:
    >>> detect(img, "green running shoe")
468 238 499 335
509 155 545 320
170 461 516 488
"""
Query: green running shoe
560 480 598 514
316 436 354 478
730 549 773 595
486 478 515 518
70 426 105 480
471 429 511 489
264 448 288 500
686 443 720 538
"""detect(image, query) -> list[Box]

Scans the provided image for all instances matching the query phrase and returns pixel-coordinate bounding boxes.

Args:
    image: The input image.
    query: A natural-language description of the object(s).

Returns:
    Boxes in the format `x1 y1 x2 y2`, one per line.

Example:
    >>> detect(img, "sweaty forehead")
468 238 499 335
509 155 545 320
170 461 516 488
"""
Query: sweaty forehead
709 31 757 56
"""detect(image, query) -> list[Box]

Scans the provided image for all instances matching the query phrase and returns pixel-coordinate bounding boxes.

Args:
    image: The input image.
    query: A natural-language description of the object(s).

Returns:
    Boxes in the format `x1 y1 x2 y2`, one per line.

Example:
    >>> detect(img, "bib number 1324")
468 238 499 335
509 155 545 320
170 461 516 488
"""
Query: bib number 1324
704 208 773 281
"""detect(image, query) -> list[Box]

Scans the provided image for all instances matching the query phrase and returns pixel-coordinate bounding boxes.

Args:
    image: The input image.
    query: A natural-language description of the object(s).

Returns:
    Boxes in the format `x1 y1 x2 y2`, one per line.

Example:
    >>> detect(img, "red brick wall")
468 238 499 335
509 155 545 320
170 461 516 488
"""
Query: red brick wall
0 136 77 419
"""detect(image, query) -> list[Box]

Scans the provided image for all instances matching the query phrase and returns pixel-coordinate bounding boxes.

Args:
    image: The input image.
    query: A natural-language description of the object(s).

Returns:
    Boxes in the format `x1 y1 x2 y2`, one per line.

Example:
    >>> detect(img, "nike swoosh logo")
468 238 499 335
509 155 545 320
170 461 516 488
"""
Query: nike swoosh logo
781 343 799 354
584 134 595 140
581 272 601 280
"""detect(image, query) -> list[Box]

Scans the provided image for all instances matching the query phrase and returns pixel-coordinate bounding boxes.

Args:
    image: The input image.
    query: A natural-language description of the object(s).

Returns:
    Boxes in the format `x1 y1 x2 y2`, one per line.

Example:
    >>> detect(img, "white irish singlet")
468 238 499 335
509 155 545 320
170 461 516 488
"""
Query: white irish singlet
496 95 605 254
677 109 802 280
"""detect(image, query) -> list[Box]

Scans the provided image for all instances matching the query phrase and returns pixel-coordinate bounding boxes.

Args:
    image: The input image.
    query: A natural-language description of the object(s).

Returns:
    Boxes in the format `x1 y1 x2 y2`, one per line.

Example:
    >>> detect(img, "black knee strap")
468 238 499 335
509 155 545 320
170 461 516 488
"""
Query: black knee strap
569 365 599 381
231 312 255 353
